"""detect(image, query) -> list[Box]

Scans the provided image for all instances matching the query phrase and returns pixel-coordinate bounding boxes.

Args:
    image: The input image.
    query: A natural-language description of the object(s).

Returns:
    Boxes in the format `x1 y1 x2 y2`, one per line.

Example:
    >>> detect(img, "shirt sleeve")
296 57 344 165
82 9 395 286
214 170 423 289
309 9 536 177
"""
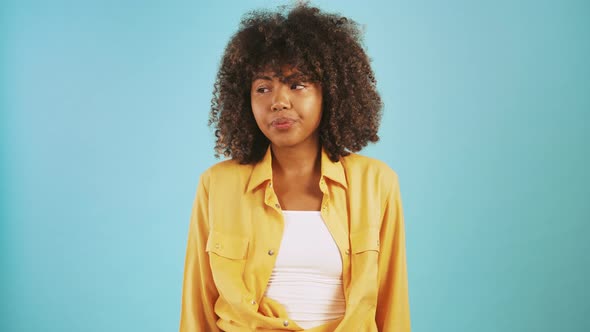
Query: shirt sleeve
376 172 411 331
179 173 221 332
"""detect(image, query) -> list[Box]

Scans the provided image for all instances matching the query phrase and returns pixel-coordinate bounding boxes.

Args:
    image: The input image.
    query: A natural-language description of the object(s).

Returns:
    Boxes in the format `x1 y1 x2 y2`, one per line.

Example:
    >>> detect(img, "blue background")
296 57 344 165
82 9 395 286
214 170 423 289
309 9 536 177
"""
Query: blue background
1 0 588 331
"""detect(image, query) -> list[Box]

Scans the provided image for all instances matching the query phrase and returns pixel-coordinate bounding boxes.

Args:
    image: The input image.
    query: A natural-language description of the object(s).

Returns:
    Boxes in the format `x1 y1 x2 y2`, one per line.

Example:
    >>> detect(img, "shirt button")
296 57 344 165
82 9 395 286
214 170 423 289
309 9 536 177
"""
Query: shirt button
250 299 257 305
268 249 275 256
283 320 289 327
215 243 221 249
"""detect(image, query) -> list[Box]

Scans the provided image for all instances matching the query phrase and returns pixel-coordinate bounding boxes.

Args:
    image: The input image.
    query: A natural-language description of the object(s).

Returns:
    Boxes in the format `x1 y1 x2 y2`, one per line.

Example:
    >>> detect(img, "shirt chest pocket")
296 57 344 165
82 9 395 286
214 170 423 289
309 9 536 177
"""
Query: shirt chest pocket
349 227 381 305
206 230 250 260
351 227 381 255
205 230 250 304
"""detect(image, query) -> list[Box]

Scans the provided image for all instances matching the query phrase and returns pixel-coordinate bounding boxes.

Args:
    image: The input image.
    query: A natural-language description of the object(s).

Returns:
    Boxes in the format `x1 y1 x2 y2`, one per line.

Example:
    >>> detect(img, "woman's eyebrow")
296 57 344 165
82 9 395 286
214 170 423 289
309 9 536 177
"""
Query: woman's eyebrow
283 73 309 82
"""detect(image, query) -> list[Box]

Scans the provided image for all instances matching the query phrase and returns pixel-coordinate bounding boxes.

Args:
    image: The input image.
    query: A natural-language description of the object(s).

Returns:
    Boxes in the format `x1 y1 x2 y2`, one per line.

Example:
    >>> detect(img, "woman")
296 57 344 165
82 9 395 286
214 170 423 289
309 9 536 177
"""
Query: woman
180 3 410 331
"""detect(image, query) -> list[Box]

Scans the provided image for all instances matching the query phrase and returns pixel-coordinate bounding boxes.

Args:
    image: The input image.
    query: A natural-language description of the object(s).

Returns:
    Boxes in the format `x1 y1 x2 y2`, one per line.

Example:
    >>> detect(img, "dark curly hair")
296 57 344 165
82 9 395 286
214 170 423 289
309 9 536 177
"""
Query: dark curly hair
209 3 383 164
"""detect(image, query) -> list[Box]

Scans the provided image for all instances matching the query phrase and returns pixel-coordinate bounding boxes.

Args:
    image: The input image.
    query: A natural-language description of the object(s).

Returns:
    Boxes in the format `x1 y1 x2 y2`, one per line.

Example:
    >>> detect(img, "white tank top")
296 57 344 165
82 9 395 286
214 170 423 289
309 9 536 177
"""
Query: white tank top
264 210 346 329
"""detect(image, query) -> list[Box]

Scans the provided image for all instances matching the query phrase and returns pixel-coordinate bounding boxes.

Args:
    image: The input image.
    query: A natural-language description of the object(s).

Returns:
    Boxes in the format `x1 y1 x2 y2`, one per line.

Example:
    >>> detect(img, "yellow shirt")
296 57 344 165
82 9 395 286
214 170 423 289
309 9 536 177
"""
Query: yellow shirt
180 147 411 331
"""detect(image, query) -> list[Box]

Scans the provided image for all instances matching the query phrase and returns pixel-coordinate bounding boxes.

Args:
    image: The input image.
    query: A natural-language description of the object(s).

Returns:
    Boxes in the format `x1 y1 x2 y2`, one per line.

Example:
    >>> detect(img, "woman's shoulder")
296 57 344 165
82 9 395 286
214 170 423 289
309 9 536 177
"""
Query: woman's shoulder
200 158 252 180
340 152 400 185
341 152 398 175
194 158 255 194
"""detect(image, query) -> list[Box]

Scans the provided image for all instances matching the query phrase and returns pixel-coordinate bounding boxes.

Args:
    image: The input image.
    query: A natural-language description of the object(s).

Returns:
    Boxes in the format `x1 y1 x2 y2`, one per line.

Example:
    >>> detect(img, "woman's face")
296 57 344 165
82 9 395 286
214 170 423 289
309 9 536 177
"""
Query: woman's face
250 66 323 149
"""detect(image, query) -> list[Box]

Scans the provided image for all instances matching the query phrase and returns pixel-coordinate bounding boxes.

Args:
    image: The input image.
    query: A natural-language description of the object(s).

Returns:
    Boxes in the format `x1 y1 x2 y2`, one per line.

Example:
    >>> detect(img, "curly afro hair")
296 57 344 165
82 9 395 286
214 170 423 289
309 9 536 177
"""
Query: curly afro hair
209 3 383 164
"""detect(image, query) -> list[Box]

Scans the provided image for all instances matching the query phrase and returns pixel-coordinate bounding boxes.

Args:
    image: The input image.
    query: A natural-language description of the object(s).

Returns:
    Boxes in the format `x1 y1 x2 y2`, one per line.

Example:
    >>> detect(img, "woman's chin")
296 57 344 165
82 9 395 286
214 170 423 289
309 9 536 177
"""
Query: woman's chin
270 139 300 149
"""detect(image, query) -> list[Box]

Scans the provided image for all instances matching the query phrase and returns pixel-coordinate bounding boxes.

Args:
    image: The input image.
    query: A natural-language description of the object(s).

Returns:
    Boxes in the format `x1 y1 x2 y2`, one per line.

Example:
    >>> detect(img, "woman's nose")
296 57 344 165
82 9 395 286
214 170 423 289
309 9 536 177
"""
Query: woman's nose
271 85 291 112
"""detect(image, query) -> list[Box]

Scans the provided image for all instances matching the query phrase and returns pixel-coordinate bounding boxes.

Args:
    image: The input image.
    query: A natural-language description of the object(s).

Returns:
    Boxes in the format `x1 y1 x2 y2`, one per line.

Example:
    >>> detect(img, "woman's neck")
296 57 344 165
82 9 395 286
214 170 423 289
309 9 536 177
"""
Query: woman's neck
270 141 321 177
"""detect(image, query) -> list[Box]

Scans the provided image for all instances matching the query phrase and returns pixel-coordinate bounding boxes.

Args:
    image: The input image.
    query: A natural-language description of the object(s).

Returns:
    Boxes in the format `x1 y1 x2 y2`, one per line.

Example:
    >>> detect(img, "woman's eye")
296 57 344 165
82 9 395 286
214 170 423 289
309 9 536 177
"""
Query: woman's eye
256 87 269 93
291 83 306 90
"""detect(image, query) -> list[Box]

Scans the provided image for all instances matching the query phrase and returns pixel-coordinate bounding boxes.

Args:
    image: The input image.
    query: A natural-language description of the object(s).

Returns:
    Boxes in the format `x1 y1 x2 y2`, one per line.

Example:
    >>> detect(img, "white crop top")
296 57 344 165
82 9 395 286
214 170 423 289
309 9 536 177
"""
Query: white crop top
264 210 346 329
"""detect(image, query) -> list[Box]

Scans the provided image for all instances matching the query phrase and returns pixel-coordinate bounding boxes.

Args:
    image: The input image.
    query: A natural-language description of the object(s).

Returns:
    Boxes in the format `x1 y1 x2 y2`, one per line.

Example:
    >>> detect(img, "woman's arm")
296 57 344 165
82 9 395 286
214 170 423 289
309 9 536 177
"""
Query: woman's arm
179 173 221 332
376 172 411 331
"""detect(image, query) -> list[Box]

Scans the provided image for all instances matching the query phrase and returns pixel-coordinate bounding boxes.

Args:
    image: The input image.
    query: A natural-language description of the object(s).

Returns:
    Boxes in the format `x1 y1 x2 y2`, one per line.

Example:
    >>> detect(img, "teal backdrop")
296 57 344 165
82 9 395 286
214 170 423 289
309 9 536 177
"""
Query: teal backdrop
1 0 588 331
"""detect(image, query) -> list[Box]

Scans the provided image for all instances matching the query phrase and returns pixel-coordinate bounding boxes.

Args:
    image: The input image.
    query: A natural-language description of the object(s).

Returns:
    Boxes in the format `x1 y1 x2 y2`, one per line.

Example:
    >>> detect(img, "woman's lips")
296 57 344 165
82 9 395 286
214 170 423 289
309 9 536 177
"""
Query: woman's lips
271 118 295 130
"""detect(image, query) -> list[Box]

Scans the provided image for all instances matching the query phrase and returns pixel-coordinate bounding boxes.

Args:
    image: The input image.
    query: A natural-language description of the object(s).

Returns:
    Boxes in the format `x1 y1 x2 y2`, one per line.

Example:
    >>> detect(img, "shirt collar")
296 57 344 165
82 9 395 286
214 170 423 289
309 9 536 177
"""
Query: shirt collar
246 145 348 192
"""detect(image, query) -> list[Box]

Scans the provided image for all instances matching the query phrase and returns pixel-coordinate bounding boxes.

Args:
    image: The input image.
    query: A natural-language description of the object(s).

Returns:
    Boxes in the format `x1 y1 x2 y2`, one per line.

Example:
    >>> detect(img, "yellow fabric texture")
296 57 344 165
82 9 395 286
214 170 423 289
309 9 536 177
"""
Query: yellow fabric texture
180 147 411 331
